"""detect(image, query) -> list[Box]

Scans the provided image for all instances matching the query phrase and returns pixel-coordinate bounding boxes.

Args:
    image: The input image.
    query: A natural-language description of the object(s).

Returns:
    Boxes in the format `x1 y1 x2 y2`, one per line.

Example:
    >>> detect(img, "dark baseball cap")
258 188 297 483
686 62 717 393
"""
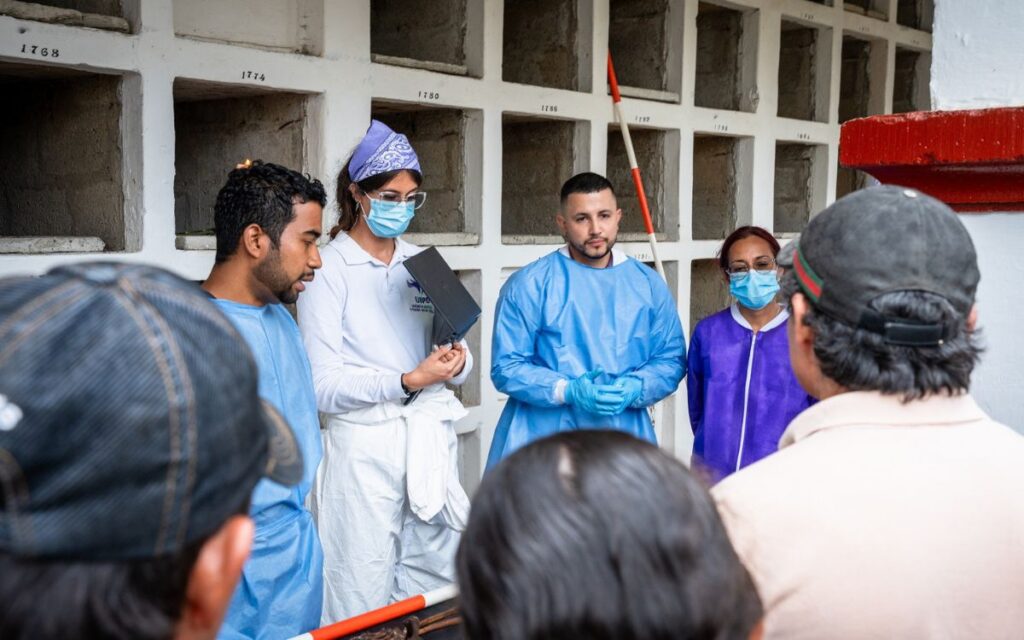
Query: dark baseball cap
0 262 302 560
778 186 980 346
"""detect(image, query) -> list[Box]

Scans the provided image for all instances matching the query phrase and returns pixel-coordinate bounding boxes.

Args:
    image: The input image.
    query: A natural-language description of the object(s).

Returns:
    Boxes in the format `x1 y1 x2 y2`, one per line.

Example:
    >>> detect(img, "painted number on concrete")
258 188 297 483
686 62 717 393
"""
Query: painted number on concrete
797 132 811 141
418 91 440 101
20 44 59 58
800 12 818 22
541 105 558 113
241 71 266 82
634 115 651 124
713 124 729 133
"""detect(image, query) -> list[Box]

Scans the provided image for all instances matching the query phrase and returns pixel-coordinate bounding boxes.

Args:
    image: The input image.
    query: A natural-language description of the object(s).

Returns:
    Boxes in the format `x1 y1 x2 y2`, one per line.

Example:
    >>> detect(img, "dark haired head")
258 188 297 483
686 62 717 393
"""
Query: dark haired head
457 430 762 640
781 270 983 401
214 160 326 264
559 172 616 205
718 226 781 272
330 162 423 239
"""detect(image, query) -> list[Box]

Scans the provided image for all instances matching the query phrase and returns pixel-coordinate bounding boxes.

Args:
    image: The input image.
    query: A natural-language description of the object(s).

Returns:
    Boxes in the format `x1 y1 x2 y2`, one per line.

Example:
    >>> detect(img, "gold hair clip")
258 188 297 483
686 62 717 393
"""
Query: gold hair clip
236 158 253 170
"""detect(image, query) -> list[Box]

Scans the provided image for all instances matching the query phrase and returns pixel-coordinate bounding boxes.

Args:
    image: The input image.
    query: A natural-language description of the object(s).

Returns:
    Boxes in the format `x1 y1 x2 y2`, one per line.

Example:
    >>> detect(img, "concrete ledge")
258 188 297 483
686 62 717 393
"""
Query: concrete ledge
0 236 105 254
175 235 216 251
616 85 681 104
0 0 130 32
501 234 563 245
371 54 469 76
403 232 479 247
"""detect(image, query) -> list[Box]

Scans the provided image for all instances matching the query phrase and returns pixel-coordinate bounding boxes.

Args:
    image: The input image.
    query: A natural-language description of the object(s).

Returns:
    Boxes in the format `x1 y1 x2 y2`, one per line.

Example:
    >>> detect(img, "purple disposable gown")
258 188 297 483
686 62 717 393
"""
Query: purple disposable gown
687 304 814 484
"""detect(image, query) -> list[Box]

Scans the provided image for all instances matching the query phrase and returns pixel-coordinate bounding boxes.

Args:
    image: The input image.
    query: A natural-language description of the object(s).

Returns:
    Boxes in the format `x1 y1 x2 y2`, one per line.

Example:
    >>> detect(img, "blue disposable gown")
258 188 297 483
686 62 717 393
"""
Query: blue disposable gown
687 305 815 484
213 300 324 640
487 250 686 469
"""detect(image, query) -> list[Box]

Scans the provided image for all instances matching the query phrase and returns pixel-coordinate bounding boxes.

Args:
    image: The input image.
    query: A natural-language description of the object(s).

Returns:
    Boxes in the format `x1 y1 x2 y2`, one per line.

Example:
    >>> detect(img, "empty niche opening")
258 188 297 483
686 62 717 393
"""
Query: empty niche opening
173 0 322 55
0 0 130 32
501 116 588 243
447 269 482 407
689 259 730 335
837 35 875 199
458 429 482 495
371 0 480 76
174 80 314 249
692 135 752 241
774 143 826 235
777 21 831 122
695 2 758 112
609 0 682 102
892 48 931 114
897 0 933 32
843 0 887 21
373 103 480 245
0 63 125 254
503 0 586 91
606 127 679 241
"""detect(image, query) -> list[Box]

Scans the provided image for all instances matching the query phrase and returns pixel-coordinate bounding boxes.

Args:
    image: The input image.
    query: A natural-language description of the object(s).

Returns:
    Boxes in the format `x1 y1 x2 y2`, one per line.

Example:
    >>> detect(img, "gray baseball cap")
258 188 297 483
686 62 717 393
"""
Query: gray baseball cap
778 186 980 346
0 262 302 560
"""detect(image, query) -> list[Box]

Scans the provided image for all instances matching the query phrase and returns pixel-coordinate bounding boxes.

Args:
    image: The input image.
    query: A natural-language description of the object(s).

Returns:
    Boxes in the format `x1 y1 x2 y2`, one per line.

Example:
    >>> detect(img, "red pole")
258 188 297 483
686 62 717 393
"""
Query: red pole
288 584 457 640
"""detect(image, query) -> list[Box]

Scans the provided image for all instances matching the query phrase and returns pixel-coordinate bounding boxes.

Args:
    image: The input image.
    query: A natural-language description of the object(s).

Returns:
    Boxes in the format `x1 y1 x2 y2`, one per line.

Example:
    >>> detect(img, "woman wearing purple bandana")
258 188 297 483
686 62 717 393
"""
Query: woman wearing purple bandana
296 121 474 622
687 226 815 485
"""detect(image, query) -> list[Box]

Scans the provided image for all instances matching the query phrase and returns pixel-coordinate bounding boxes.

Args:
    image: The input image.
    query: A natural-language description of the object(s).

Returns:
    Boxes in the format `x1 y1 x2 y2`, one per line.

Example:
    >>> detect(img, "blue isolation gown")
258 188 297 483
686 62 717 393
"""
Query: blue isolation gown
486 249 686 469
687 305 815 484
214 300 324 640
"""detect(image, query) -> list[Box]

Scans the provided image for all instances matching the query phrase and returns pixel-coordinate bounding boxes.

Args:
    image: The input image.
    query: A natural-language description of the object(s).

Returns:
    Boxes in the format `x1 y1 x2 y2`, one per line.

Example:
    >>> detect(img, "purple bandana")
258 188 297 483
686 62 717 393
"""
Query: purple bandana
350 120 421 183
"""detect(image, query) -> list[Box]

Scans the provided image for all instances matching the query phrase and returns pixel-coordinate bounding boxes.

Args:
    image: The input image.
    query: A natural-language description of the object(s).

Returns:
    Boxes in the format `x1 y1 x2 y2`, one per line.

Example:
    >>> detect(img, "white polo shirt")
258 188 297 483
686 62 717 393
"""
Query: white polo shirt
296 233 472 414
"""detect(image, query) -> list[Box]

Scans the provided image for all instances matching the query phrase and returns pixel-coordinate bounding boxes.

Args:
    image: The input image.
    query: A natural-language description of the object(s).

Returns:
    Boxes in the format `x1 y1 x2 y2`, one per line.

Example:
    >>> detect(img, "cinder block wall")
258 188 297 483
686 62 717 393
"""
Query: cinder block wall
0 0 933 486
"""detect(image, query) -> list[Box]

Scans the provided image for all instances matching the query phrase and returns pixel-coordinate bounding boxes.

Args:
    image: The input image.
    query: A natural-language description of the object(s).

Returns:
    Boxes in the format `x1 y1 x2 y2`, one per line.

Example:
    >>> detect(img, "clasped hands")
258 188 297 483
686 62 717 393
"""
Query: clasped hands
564 369 643 416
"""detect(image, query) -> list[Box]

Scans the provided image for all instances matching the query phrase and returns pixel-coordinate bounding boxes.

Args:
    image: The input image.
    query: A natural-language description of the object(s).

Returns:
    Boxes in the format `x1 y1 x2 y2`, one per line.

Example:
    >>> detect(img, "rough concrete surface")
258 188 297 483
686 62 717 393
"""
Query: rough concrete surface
839 36 871 123
375 107 466 234
893 48 925 113
501 119 575 236
503 0 578 90
174 0 320 54
695 2 742 110
690 259 730 333
372 0 466 67
174 92 306 235
606 129 664 234
0 0 129 31
777 22 817 121
774 143 815 233
609 0 669 92
897 0 933 32
0 74 124 249
692 135 738 240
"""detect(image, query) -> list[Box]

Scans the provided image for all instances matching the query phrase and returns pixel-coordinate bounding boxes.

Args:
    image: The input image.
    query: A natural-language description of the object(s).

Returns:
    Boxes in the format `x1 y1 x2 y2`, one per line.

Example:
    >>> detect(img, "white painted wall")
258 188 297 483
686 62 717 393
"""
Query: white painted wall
930 0 1024 433
931 0 1024 110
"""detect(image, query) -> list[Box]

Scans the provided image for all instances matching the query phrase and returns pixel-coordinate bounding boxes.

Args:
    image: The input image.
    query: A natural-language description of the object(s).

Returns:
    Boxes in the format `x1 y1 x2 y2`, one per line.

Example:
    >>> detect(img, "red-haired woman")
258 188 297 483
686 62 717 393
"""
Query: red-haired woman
687 226 814 484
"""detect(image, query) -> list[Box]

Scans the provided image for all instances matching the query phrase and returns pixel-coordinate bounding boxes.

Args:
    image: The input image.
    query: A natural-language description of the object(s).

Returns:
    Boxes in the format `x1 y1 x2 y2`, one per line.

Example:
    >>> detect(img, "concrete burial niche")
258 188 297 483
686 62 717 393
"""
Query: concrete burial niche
695 2 758 112
606 127 679 241
173 0 322 55
0 0 131 32
503 0 590 91
373 102 481 245
689 259 730 334
893 48 931 114
371 0 482 76
774 143 826 235
608 0 683 102
837 34 881 199
501 115 589 242
0 63 124 253
777 20 832 122
692 134 753 240
843 0 887 21
897 0 933 32
173 80 314 245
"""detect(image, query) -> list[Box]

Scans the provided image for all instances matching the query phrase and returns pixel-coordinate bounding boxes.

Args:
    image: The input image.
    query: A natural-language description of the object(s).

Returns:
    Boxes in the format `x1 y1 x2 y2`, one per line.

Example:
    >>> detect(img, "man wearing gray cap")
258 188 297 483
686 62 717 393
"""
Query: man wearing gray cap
0 262 305 639
713 186 1024 639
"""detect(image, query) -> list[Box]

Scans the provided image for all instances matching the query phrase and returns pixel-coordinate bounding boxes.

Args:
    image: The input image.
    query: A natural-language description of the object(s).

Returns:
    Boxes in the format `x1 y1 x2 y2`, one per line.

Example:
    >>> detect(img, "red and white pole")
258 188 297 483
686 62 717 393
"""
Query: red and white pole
288 584 458 640
608 52 666 281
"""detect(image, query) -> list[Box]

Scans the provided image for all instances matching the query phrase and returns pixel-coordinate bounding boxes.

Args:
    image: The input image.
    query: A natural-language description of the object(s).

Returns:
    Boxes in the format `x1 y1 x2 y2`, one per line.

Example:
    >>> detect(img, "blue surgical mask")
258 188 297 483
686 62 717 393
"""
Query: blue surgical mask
730 270 780 310
363 198 415 238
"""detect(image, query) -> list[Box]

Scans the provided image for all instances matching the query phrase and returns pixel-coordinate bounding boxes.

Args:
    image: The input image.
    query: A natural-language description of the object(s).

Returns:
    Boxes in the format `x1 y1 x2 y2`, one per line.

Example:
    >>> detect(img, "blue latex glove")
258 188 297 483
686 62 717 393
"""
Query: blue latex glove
564 370 626 416
610 375 644 413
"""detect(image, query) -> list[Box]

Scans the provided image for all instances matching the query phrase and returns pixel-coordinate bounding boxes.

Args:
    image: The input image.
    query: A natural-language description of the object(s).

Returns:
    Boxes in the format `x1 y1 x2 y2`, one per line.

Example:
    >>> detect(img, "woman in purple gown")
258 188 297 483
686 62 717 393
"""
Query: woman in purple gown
687 226 815 484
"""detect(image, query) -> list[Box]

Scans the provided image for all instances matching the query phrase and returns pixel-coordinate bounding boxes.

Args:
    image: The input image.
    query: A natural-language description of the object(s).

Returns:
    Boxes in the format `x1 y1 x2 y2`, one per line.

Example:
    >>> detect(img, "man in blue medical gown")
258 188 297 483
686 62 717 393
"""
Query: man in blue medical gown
487 172 686 469
202 160 326 639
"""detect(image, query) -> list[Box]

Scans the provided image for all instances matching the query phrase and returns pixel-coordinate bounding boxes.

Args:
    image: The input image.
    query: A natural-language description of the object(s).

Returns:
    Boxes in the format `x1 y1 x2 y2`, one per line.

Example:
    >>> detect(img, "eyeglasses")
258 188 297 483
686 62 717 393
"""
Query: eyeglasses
726 257 777 276
365 190 428 210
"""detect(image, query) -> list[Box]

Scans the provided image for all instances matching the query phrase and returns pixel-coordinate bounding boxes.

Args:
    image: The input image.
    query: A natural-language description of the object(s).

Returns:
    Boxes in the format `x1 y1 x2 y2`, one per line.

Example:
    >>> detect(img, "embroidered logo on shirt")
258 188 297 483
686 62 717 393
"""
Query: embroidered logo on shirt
407 279 433 313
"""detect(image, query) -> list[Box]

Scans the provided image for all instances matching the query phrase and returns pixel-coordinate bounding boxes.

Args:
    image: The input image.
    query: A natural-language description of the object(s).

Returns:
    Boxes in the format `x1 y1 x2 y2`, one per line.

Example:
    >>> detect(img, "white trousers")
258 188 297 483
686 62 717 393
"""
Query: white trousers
311 411 462 624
